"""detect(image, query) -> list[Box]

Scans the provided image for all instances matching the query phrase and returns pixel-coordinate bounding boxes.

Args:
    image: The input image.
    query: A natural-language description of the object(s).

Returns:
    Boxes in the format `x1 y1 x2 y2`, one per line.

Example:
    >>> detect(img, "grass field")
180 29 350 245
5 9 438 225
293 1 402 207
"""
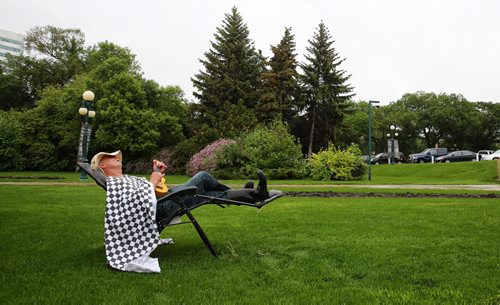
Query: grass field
0 159 498 185
1 185 499 304
269 160 499 185
367 160 499 185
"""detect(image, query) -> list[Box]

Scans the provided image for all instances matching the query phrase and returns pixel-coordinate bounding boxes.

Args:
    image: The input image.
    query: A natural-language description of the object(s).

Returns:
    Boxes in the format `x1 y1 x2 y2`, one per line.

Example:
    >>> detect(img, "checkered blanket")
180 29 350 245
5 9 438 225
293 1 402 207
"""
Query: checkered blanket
104 175 160 270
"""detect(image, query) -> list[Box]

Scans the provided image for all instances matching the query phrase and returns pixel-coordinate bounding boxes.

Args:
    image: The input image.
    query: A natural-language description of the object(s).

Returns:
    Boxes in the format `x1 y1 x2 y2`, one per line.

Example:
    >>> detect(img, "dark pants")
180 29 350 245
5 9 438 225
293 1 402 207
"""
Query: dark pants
156 171 230 225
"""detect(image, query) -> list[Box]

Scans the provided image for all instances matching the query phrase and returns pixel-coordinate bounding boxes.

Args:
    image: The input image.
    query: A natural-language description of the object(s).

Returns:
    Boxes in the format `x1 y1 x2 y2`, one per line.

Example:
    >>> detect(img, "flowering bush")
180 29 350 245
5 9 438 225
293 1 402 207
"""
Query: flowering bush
186 139 235 176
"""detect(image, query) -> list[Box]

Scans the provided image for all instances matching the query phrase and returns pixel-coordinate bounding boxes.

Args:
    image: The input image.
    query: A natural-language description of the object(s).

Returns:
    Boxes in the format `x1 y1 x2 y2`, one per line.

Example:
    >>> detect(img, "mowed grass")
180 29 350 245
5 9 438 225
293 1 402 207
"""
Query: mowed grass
368 160 499 184
269 160 499 185
1 159 498 185
1 185 499 304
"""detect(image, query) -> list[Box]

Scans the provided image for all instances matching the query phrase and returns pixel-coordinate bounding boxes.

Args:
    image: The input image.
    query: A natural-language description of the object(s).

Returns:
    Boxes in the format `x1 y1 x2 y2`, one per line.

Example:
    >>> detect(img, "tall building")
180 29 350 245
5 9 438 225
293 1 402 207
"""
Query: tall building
0 28 24 60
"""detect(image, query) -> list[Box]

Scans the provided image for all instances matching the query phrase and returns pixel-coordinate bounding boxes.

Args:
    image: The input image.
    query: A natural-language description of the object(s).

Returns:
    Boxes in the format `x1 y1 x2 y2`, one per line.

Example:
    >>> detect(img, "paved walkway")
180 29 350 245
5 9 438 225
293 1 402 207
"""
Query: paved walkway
1 182 499 191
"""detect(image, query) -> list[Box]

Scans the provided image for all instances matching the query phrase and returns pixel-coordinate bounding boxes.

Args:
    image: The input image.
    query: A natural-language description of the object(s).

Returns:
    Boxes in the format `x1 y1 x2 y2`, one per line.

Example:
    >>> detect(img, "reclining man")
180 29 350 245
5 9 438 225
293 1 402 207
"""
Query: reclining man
90 150 279 273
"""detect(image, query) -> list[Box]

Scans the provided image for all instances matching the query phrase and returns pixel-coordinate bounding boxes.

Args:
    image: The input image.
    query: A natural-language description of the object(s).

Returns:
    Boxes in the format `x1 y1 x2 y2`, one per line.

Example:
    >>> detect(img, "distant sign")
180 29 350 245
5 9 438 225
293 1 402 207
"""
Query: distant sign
77 123 92 162
387 139 400 154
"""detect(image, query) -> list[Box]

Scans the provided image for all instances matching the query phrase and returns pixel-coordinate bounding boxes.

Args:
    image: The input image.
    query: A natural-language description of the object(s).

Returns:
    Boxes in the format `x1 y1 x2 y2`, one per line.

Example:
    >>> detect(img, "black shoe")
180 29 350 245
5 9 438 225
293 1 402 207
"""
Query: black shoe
255 170 269 199
244 180 254 189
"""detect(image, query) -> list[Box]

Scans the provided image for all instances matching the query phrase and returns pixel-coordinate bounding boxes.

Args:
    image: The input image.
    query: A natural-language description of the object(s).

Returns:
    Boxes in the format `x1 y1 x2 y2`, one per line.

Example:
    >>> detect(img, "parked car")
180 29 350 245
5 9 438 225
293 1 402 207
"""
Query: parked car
409 148 448 163
435 150 477 163
371 152 404 164
361 155 372 164
478 150 495 160
482 150 500 161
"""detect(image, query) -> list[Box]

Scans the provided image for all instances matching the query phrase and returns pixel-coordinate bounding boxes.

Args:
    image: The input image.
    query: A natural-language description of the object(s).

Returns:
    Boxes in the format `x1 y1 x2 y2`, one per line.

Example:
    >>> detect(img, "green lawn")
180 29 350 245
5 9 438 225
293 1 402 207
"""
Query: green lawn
1 159 498 185
269 160 499 185
367 160 499 184
1 185 499 304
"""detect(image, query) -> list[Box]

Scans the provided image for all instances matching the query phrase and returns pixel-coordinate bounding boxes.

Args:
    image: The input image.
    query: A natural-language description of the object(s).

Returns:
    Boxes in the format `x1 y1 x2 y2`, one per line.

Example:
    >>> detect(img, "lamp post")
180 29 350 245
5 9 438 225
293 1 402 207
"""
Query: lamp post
78 90 96 180
368 101 379 180
386 125 400 165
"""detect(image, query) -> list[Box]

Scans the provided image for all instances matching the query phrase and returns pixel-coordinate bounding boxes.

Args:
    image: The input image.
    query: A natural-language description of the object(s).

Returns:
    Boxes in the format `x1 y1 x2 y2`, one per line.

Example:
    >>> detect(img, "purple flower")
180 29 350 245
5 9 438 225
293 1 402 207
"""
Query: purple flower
186 139 235 176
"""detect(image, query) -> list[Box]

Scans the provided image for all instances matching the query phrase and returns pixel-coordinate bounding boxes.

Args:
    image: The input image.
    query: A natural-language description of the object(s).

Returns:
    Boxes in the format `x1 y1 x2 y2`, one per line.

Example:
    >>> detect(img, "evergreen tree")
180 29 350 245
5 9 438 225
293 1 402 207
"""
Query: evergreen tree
191 6 265 140
300 22 354 157
259 28 302 124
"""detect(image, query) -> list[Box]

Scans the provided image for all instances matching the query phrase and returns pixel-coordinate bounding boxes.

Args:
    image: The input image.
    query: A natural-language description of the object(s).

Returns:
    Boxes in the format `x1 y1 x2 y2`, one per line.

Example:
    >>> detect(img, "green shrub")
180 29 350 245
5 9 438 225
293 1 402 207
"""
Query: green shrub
23 141 59 171
0 112 24 171
124 147 177 174
214 121 306 179
267 167 306 179
168 137 207 174
213 141 249 177
241 121 304 171
308 144 367 181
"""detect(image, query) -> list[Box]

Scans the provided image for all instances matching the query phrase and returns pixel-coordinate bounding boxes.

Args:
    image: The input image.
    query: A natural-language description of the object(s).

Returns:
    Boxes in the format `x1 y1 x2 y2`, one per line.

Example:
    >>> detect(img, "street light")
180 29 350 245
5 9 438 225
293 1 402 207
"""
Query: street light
387 125 400 165
367 101 380 180
78 90 95 180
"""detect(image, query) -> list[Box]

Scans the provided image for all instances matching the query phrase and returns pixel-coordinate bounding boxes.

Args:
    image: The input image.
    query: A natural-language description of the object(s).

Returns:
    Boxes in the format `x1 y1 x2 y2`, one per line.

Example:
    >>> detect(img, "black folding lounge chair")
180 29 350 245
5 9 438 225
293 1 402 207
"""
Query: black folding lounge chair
77 162 283 257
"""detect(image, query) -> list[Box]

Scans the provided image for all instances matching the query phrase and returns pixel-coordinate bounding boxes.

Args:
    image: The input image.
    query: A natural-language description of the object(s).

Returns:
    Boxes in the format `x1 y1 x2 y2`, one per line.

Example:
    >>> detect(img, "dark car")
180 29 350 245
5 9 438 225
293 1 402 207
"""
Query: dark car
409 148 448 163
435 150 477 163
371 152 404 164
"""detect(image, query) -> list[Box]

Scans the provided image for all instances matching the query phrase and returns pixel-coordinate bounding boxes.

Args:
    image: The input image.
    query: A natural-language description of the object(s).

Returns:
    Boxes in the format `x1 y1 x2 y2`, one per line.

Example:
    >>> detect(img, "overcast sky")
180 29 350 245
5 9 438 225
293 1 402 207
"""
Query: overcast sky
2 0 499 104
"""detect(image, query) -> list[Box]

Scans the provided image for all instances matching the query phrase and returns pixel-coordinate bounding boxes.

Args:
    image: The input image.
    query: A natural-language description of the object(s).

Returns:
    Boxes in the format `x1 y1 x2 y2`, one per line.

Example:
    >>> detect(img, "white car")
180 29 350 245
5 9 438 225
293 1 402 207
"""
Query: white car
478 150 494 160
482 150 500 161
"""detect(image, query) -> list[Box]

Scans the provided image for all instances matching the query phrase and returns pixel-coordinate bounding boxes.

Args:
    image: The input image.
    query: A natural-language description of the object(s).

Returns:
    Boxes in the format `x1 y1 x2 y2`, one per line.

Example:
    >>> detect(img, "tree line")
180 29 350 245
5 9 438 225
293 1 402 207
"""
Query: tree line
0 7 499 172
340 94 499 156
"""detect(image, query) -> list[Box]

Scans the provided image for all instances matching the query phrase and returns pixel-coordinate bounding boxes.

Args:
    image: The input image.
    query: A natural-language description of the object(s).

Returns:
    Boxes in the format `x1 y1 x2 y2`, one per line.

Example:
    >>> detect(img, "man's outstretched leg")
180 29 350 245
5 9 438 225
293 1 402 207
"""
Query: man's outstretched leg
173 171 231 193
158 171 229 220
223 170 270 203
156 171 270 226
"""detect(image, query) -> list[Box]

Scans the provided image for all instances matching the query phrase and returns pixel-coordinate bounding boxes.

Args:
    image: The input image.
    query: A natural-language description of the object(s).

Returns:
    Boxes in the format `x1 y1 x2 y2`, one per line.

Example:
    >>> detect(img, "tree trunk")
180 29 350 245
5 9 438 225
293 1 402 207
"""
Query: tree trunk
307 104 316 158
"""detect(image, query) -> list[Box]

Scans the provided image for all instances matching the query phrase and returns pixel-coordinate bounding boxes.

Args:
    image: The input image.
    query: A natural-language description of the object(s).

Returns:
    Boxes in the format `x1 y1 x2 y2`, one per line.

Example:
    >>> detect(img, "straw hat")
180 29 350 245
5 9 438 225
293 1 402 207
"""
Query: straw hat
90 150 122 171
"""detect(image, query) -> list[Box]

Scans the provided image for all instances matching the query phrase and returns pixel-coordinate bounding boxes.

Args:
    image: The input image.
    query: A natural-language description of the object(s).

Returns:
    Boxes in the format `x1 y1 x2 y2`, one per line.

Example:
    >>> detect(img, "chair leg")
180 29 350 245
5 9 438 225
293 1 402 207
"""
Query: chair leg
178 201 217 257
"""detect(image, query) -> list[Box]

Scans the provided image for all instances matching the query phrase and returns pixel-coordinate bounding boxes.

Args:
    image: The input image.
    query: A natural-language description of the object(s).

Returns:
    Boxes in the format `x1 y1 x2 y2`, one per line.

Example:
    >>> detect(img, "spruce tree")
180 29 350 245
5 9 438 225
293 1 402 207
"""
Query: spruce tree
300 22 354 157
192 7 265 139
259 28 302 124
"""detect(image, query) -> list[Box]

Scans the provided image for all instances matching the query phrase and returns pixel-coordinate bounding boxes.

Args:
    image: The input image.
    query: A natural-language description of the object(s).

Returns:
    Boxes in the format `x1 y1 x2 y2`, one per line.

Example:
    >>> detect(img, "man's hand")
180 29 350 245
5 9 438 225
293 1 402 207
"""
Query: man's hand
149 171 164 186
152 159 167 174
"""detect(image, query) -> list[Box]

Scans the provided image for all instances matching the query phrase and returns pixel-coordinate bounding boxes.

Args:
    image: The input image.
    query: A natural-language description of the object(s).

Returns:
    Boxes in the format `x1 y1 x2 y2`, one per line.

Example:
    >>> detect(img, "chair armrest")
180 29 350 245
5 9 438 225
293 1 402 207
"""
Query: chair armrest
157 186 198 204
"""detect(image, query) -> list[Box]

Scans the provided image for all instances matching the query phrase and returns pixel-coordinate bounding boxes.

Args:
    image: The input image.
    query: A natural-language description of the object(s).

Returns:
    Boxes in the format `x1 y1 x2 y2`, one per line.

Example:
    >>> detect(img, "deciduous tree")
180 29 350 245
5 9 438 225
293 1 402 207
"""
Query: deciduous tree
0 73 33 110
2 26 87 102
87 42 186 159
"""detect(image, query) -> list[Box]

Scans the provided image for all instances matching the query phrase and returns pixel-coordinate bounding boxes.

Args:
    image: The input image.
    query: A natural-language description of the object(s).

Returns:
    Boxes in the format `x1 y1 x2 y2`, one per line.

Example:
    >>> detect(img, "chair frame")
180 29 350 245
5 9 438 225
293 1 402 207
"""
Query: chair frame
77 162 282 257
